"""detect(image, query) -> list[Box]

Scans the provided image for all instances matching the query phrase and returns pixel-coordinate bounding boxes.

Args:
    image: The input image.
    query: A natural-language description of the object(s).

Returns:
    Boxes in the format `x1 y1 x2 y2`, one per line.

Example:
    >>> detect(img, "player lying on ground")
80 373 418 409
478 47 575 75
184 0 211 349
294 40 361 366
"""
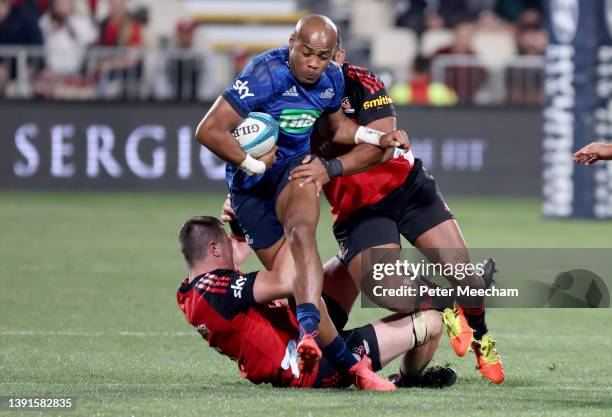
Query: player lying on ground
574 142 612 165
221 32 504 384
176 216 456 389
196 14 406 388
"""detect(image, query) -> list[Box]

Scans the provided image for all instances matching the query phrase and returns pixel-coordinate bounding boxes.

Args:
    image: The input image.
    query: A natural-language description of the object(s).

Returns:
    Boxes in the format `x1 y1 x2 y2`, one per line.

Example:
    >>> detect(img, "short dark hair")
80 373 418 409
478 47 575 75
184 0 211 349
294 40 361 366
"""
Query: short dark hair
178 216 224 267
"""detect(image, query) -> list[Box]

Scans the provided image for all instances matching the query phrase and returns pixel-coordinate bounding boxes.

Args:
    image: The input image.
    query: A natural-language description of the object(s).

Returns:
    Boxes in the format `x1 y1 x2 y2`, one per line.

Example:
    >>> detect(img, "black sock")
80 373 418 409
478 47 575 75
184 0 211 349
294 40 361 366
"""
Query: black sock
463 307 488 340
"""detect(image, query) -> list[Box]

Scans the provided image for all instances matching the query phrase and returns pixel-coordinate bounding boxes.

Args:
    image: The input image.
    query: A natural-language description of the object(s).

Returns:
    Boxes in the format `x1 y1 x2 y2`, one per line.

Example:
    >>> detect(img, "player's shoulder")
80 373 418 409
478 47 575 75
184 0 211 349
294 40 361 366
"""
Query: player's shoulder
248 46 289 76
343 62 385 92
324 60 344 82
343 62 377 78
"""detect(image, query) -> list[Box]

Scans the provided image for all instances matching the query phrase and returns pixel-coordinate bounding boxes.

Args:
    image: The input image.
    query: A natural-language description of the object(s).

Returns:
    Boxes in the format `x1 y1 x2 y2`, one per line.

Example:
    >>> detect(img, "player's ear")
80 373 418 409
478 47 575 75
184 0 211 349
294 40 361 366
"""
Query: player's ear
289 32 296 50
334 49 345 65
209 241 221 258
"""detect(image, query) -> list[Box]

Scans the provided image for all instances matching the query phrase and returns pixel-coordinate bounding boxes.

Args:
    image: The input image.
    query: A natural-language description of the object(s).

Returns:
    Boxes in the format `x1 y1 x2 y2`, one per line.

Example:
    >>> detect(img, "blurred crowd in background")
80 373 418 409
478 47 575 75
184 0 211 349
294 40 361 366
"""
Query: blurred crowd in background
0 0 547 105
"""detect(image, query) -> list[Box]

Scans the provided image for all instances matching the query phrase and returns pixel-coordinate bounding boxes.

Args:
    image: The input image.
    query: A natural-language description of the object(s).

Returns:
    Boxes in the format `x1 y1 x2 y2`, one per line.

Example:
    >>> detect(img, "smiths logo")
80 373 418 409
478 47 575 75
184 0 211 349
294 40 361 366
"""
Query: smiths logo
341 97 355 114
363 95 394 110
277 109 321 134
550 0 578 44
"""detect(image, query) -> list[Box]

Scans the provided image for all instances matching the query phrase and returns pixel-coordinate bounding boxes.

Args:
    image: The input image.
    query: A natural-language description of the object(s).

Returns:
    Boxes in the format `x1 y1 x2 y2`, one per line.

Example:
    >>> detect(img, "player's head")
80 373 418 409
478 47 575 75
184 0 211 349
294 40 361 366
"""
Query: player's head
178 216 233 270
288 14 338 85
333 27 346 66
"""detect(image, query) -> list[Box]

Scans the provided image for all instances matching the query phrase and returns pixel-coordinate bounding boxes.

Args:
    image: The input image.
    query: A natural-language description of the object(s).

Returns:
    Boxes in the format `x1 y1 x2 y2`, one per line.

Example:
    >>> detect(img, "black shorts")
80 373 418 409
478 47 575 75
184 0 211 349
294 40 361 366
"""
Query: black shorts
333 159 454 266
312 324 381 388
230 153 307 250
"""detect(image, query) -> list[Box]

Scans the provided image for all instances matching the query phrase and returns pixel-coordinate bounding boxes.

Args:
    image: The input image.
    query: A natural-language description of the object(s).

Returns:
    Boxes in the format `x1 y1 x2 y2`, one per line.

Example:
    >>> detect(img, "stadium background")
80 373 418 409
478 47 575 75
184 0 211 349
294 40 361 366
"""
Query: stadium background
0 0 611 416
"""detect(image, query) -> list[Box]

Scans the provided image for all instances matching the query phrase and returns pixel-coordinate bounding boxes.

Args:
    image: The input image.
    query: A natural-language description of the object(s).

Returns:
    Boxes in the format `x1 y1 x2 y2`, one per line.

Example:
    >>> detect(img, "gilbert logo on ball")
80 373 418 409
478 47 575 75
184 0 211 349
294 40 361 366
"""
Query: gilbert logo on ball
232 112 278 158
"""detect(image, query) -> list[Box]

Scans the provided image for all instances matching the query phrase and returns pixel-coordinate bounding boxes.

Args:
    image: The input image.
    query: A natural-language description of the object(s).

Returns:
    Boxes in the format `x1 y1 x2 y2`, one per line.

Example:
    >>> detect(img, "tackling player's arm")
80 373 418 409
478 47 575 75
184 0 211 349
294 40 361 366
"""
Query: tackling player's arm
289 116 396 192
336 116 397 174
195 97 277 175
325 107 407 149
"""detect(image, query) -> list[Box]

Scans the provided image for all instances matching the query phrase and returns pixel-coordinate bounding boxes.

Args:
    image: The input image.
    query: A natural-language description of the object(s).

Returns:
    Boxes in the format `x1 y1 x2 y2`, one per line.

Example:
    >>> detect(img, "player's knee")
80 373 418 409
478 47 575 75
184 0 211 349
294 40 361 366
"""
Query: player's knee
285 221 316 249
413 310 443 346
426 310 443 340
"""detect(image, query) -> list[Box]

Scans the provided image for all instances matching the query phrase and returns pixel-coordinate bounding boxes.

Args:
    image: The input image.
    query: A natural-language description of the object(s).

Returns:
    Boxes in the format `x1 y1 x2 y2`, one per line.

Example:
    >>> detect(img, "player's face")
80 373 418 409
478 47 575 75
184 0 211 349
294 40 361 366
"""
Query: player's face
288 35 334 85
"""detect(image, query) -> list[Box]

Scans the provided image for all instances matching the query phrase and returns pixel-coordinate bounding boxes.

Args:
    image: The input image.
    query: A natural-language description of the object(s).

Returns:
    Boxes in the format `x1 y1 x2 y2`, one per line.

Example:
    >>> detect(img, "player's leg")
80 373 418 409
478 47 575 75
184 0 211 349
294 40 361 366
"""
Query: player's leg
344 311 455 388
412 220 504 384
328 214 417 314
275 179 324 339
273 181 395 389
321 256 356 330
230 182 325 373
375 311 456 388
251 224 394 390
396 169 504 383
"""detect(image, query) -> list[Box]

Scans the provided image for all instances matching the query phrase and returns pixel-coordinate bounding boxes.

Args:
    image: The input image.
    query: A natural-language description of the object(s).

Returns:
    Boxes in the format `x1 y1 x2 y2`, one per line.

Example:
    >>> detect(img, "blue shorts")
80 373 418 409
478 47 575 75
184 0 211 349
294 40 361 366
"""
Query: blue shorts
230 153 307 250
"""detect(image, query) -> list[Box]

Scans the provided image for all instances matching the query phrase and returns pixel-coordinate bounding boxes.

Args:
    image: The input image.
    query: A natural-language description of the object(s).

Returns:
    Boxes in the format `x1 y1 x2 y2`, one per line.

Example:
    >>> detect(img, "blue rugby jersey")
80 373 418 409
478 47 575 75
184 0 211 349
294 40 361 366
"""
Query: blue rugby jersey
222 46 344 191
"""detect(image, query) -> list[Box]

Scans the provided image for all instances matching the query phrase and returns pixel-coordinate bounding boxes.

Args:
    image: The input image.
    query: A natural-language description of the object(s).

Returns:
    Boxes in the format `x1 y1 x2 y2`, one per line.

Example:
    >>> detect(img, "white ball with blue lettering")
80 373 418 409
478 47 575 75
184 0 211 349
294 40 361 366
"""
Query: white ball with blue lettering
232 112 279 159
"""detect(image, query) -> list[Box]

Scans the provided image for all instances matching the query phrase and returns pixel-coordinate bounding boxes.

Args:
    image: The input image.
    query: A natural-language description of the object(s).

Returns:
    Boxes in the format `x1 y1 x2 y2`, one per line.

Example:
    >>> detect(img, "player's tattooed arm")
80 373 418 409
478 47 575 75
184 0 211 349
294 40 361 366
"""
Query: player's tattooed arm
324 107 408 148
196 97 276 174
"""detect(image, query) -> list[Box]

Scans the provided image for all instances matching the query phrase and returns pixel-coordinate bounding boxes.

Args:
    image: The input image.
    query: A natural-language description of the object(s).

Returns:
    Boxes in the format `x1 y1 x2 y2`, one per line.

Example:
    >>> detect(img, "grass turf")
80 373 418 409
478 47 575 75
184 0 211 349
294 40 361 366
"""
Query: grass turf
0 192 611 417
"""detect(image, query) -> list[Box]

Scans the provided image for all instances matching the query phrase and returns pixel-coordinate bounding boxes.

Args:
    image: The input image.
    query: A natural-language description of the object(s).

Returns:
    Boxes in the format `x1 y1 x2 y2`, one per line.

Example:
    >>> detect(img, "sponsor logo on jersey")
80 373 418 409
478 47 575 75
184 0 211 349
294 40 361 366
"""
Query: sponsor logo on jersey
341 97 355 114
320 88 335 99
277 109 321 134
231 275 247 298
233 79 255 100
363 95 394 110
282 85 299 97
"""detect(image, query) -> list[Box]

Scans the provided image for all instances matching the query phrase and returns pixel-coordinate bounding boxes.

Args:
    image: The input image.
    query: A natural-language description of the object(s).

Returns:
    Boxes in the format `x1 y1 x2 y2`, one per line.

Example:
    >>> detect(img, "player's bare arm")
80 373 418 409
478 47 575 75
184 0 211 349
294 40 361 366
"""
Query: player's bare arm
325 107 408 148
574 141 612 165
289 116 399 191
196 97 277 173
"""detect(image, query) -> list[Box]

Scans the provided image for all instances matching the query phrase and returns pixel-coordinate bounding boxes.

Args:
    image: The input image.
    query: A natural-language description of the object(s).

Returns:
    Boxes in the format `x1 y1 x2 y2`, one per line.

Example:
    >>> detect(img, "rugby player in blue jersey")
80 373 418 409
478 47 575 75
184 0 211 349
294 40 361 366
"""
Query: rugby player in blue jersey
196 15 406 391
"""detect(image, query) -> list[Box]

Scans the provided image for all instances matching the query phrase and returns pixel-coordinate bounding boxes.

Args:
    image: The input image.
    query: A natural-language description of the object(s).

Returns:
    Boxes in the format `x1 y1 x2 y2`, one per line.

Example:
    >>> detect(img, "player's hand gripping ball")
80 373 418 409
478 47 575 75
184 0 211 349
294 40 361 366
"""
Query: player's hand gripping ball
233 112 279 158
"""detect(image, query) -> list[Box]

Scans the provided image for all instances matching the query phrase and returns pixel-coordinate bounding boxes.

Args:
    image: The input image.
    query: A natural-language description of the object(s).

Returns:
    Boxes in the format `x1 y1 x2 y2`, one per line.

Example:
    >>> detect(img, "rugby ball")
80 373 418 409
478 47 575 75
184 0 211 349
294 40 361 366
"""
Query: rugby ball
232 112 279 158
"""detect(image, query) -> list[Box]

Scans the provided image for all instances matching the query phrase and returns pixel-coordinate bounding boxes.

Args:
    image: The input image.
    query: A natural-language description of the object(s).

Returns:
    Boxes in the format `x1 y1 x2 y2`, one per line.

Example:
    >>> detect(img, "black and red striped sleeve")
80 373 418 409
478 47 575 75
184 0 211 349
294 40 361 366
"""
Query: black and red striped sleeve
343 63 396 126
192 269 257 320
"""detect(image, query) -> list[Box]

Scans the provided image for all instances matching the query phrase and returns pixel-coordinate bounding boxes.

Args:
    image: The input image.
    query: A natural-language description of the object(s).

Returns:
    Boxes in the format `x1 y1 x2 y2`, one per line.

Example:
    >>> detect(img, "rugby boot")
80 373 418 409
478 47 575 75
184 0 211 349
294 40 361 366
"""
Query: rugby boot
297 333 322 376
349 355 397 392
442 305 473 357
388 366 457 388
472 332 505 384
482 258 498 289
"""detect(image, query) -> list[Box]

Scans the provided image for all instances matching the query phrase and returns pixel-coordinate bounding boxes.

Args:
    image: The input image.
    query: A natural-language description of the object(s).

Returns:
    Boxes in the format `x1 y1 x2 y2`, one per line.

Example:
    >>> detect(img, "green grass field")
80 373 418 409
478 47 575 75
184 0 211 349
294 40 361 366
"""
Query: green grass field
1 192 611 417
